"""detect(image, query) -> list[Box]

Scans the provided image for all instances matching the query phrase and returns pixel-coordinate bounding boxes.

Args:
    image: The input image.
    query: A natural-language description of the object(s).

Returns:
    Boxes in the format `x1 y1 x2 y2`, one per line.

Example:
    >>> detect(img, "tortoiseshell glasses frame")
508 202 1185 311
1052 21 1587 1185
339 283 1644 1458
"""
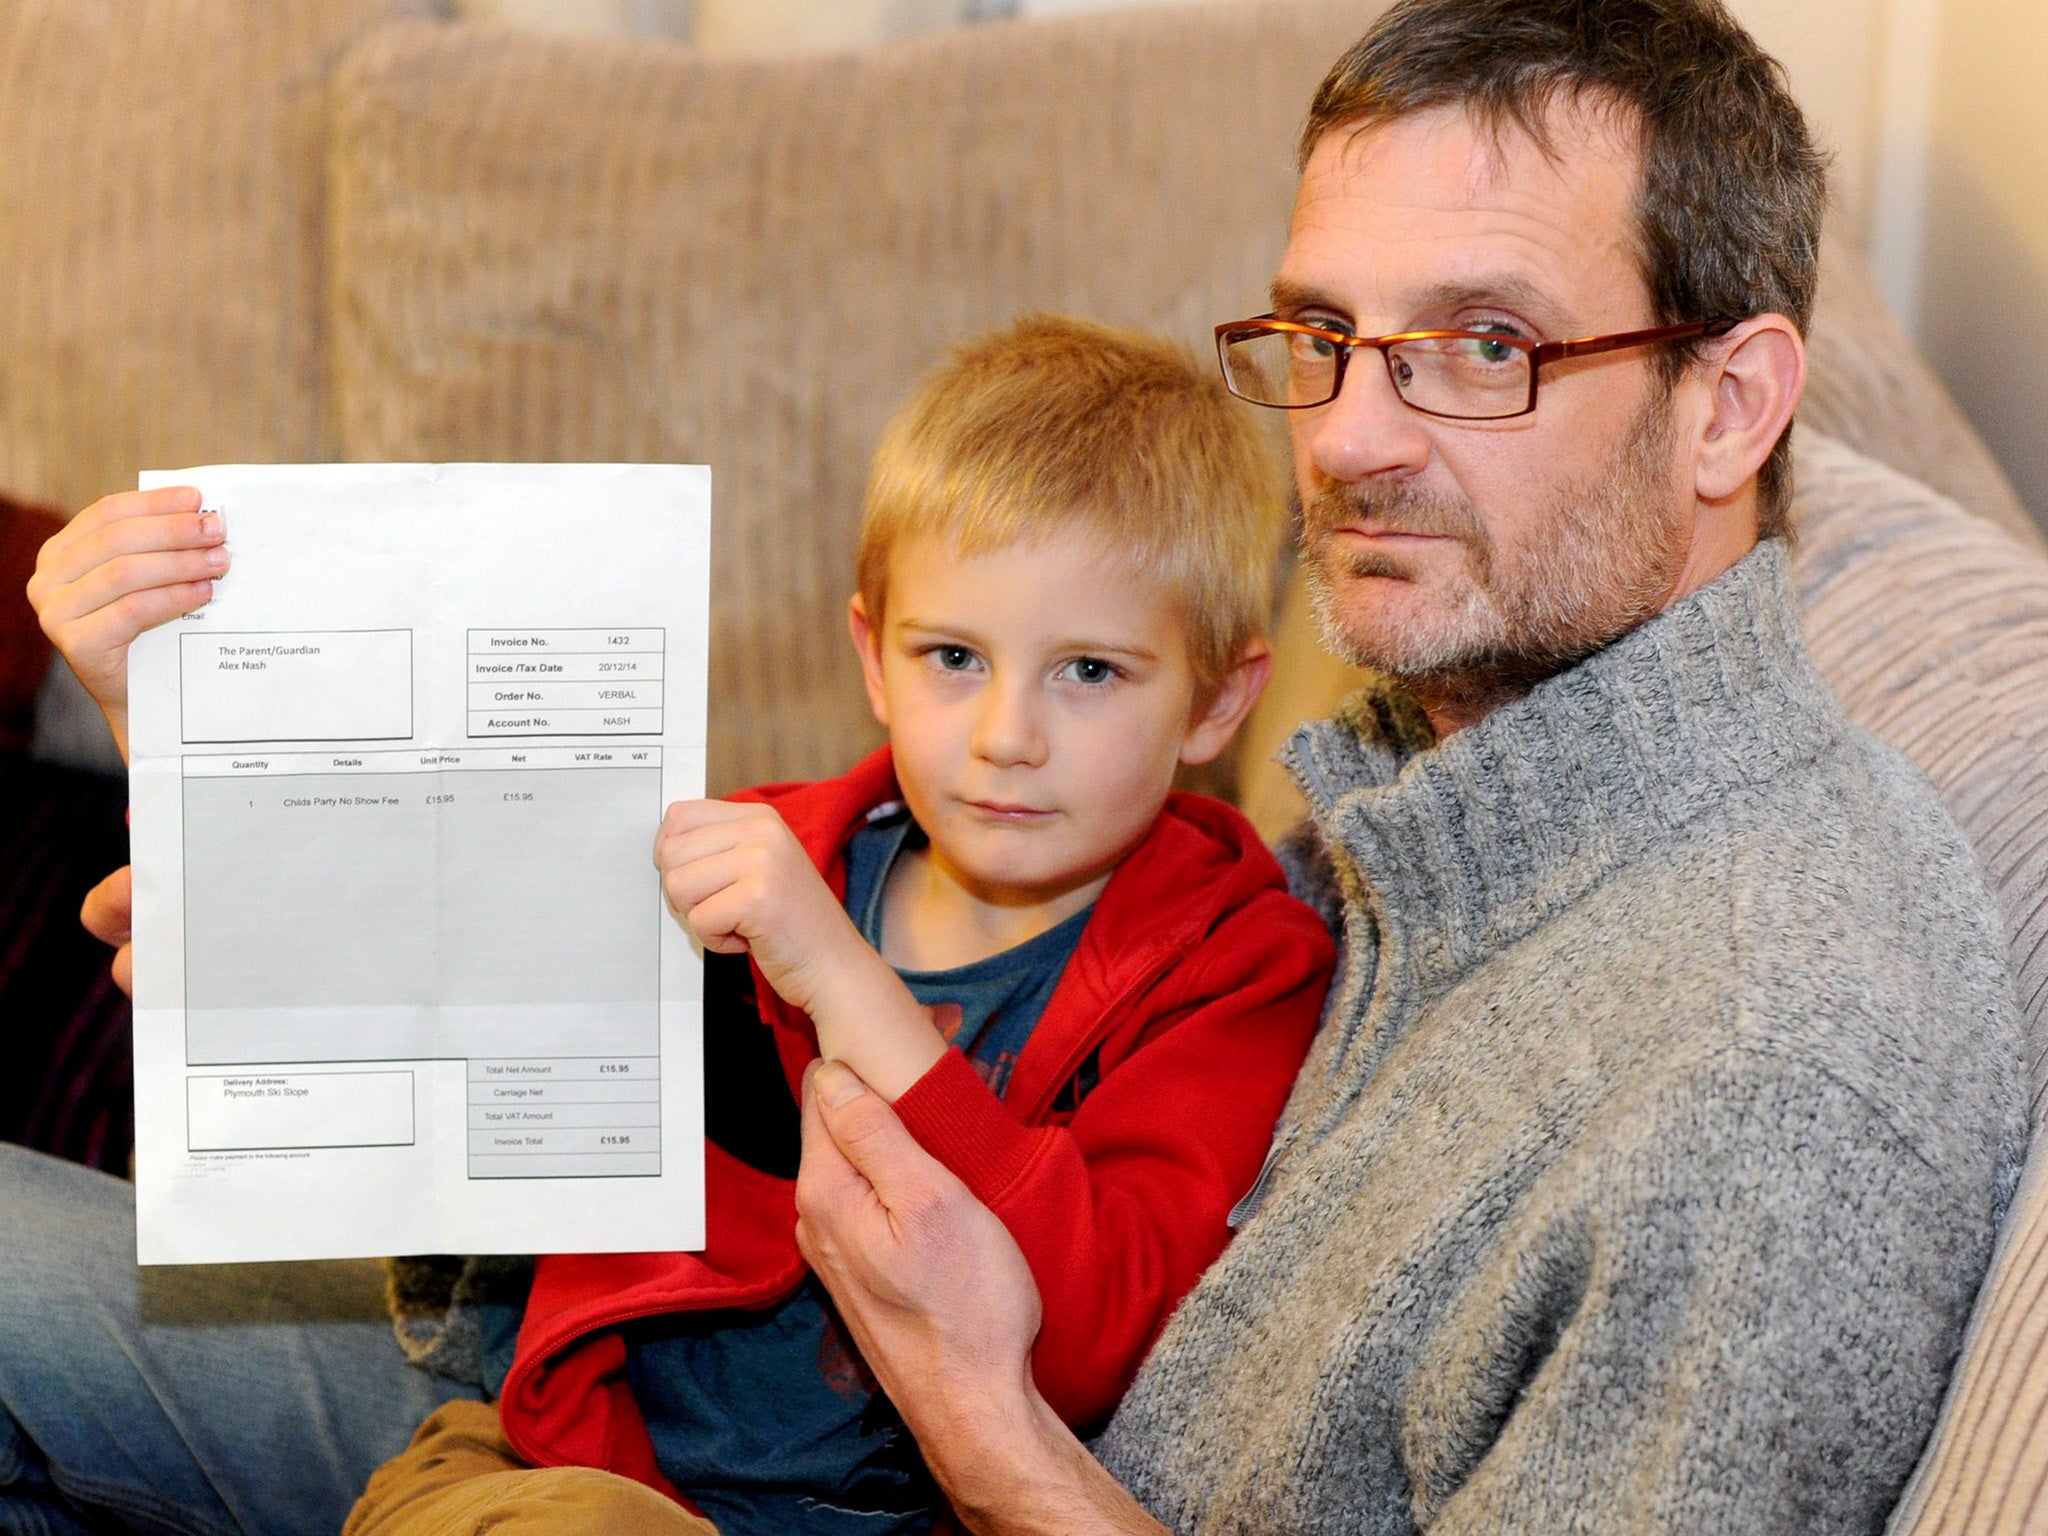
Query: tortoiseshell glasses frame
1213 315 1741 421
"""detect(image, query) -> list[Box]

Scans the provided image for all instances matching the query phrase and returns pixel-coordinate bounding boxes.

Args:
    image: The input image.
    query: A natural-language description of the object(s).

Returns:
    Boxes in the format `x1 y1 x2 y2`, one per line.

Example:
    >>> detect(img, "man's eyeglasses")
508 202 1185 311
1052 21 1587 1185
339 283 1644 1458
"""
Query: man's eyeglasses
1213 316 1739 421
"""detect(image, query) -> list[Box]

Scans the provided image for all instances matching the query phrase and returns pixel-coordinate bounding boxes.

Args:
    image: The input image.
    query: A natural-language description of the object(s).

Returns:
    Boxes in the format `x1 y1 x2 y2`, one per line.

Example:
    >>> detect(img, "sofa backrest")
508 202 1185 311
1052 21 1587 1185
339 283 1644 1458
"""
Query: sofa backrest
0 0 438 522
323 2 1382 794
320 0 2039 797
10 0 2034 796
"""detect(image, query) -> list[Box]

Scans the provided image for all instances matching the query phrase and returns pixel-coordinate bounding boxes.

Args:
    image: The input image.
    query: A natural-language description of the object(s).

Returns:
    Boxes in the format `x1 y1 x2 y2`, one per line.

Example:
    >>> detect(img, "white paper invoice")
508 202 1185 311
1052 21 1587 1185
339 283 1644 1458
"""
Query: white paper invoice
127 464 709 1264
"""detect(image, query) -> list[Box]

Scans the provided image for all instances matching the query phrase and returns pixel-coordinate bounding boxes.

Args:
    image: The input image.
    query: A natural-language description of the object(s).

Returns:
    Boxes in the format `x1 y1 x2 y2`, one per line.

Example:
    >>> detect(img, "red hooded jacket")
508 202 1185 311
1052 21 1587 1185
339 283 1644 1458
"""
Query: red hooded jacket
497 747 1334 1501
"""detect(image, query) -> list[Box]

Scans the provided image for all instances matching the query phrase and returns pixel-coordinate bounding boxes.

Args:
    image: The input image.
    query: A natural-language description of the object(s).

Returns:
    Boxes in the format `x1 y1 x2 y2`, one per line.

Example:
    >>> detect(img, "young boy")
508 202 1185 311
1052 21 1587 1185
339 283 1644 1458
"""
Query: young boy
31 315 1333 1535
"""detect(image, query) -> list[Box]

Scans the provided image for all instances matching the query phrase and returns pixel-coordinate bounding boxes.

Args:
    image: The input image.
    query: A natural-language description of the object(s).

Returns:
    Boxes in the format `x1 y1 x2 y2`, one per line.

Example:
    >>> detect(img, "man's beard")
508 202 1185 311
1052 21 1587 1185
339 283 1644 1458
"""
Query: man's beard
1301 391 1690 709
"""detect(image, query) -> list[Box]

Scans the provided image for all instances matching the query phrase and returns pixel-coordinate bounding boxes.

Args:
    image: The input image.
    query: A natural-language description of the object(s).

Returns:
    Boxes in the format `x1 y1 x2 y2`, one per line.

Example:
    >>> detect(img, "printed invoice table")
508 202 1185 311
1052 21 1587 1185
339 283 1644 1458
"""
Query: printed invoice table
126 465 709 1264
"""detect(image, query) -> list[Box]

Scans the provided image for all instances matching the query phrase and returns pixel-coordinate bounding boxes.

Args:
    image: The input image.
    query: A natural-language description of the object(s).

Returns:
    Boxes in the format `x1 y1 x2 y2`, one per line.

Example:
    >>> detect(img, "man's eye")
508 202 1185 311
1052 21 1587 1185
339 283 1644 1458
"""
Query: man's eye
1290 320 1350 360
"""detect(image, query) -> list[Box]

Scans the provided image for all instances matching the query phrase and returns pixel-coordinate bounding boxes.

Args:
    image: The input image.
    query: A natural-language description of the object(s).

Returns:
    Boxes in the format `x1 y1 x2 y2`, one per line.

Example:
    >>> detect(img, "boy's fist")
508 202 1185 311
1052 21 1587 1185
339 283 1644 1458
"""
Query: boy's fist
27 486 226 758
655 799 869 1016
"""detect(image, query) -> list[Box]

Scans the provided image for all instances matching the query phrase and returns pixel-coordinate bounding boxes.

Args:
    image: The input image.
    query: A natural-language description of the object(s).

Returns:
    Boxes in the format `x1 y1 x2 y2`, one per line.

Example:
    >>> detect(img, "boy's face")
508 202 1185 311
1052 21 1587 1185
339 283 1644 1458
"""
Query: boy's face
850 530 1257 910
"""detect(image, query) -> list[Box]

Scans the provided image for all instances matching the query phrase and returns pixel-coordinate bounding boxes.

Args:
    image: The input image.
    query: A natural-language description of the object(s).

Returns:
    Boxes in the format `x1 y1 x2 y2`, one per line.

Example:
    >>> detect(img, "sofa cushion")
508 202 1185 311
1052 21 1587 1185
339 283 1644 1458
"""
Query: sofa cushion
324 1 1383 793
1791 430 2048 1116
1888 1130 2048 1535
0 0 435 521
1803 241 2041 553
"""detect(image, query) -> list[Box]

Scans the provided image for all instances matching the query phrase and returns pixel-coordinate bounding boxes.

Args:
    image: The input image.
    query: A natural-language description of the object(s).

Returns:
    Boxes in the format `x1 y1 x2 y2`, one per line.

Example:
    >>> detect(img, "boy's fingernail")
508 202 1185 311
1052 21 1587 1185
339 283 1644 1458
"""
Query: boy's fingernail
204 545 228 570
815 1060 868 1108
199 512 222 540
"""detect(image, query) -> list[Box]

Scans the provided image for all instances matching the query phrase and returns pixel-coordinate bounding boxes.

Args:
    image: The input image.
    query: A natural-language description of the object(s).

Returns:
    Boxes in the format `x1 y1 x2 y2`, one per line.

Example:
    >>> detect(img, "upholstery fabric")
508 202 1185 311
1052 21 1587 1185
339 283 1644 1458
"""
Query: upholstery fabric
1804 240 2040 554
1790 431 2048 1119
1891 1132 2048 1536
324 0 1382 793
0 0 438 521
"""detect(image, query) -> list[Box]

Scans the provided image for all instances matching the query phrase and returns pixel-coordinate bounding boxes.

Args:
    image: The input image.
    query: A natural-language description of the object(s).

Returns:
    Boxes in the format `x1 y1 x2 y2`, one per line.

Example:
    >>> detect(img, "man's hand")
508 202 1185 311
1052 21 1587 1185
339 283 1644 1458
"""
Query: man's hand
656 803 946 1098
26 486 226 761
81 865 135 998
796 1061 1167 1536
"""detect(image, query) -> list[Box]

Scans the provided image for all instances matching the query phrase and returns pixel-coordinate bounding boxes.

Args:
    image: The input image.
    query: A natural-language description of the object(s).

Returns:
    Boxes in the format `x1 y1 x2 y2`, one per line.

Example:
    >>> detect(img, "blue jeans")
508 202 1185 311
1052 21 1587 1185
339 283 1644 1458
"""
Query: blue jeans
0 1146 481 1536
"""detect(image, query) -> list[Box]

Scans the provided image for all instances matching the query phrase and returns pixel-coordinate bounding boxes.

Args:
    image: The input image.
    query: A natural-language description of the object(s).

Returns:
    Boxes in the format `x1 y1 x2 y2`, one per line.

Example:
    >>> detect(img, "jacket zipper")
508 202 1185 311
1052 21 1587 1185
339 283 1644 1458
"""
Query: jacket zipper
1227 1124 1298 1230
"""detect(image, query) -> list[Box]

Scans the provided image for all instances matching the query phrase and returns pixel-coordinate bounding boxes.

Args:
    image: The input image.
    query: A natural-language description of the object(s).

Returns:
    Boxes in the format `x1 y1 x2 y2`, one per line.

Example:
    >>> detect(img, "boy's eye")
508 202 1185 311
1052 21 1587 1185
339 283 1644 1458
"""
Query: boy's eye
1062 656 1119 686
931 645 977 672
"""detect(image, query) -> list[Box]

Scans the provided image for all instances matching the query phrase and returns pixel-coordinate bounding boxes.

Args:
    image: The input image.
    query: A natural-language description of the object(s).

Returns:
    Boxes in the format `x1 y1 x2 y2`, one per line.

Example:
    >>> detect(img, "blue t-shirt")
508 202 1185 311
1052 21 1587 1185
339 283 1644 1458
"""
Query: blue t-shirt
627 808 1092 1536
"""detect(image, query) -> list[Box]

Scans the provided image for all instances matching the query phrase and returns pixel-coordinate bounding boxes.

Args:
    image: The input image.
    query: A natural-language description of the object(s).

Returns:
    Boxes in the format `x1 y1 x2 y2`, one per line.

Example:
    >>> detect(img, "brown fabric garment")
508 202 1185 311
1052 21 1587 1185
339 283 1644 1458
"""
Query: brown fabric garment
0 490 62 751
346 1400 719 1536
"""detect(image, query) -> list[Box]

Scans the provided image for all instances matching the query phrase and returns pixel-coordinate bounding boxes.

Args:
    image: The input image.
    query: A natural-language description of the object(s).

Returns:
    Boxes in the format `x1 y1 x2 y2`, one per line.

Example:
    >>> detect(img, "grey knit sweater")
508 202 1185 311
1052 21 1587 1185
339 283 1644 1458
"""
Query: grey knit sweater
1094 543 2026 1535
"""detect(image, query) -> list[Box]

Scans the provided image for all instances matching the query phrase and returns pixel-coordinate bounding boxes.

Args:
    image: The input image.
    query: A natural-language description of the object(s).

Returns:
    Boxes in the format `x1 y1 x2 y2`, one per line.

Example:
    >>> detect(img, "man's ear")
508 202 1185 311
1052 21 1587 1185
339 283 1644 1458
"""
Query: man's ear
1180 639 1274 767
847 593 890 729
1693 314 1806 506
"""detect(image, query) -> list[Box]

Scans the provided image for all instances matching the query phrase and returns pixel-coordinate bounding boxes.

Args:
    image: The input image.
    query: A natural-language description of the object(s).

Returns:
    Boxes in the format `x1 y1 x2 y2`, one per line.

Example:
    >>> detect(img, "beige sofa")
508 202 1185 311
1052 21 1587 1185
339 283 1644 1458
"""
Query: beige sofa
5 1 2048 1528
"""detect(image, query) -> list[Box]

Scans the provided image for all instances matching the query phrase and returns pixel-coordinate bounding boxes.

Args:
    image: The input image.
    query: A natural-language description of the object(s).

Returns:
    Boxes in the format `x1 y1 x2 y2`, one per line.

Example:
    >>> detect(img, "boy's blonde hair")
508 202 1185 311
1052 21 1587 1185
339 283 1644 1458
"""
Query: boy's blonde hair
858 314 1289 696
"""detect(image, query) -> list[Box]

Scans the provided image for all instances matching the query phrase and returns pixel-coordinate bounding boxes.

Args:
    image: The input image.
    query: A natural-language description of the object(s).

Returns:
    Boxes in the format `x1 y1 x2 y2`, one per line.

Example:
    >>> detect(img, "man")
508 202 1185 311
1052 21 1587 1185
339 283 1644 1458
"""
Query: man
788 1 2027 1532
4 2 2024 1534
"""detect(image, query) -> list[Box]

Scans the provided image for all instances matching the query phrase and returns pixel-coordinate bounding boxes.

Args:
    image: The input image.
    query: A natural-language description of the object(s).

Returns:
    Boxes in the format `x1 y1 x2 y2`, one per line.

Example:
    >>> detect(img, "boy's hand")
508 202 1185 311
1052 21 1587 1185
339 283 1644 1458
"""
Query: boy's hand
656 799 873 1017
657 800 949 1100
81 865 136 998
27 486 227 760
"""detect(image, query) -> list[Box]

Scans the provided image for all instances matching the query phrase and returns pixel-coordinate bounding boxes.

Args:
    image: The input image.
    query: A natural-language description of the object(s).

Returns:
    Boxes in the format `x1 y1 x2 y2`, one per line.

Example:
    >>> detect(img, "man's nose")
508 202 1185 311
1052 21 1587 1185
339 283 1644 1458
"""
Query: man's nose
1298 348 1433 487
970 679 1048 768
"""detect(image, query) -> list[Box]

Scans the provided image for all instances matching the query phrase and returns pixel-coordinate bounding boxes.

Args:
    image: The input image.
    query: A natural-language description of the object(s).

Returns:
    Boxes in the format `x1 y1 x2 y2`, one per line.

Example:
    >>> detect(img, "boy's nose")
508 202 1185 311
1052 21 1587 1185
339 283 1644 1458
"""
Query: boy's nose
970 682 1048 769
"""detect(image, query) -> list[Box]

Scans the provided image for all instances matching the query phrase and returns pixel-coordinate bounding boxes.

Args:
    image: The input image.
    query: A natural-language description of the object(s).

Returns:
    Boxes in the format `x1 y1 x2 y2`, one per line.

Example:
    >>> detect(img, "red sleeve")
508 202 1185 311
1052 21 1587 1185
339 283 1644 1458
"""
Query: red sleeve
890 891 1332 1426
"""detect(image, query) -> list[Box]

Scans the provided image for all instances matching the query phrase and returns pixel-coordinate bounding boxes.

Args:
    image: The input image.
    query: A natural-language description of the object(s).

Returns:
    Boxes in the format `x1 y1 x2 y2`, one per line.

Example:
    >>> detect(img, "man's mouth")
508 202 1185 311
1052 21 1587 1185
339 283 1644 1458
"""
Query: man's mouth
1330 525 1451 544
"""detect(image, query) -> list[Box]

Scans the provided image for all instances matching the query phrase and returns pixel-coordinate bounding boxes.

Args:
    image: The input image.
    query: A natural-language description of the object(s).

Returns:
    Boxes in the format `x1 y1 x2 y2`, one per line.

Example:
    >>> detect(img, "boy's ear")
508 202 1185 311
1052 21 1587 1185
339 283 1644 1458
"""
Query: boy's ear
1179 639 1273 768
847 593 890 729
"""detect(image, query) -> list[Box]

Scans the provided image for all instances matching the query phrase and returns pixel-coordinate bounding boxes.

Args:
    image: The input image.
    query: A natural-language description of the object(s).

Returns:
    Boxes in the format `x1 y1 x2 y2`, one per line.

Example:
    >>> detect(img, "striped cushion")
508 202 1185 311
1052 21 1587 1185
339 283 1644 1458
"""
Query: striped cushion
1786 433 2048 1534
1791 431 2048 1117
0 0 435 520
1890 1134 2048 1533
323 3 1377 794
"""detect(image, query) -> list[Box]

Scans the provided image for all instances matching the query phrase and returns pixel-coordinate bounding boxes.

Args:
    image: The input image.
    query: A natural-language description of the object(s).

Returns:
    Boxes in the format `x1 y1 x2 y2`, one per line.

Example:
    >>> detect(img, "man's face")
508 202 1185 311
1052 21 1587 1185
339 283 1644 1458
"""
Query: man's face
1278 102 1697 705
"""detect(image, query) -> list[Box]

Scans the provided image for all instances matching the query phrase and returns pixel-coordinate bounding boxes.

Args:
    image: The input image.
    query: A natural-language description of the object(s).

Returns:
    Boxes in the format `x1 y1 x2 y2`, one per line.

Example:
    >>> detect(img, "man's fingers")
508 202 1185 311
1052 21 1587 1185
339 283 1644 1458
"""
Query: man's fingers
805 1060 959 1219
795 1061 883 1255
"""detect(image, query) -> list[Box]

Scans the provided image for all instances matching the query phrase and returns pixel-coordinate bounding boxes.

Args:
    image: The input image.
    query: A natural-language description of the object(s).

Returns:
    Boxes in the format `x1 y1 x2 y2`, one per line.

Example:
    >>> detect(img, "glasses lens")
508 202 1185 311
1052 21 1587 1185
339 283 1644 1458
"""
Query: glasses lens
1221 327 1339 408
1387 335 1531 419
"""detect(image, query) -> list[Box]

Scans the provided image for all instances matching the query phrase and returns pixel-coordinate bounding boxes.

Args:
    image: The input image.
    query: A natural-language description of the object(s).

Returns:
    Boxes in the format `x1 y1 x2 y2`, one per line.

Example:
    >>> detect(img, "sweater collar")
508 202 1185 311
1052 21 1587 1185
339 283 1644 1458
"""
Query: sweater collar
1283 540 1842 1003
